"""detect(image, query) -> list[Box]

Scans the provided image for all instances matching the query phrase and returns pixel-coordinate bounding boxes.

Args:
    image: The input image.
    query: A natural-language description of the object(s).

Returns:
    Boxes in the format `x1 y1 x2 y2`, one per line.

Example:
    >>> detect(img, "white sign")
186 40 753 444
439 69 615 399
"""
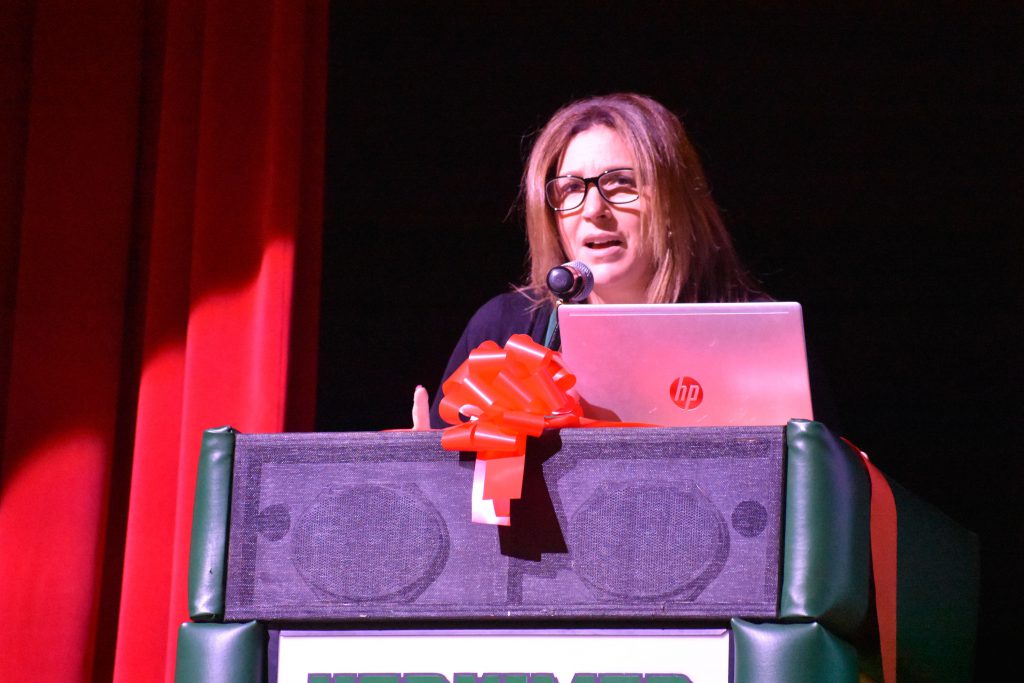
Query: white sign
277 629 730 683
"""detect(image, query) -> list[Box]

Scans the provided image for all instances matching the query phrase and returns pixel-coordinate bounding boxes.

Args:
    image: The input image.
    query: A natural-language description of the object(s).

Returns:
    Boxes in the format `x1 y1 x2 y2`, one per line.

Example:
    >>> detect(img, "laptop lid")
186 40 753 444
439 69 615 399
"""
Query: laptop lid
557 302 813 426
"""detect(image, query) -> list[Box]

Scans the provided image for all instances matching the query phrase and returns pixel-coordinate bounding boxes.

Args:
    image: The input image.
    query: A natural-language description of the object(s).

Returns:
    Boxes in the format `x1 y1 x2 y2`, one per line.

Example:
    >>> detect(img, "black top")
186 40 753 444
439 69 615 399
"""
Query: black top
429 291 840 431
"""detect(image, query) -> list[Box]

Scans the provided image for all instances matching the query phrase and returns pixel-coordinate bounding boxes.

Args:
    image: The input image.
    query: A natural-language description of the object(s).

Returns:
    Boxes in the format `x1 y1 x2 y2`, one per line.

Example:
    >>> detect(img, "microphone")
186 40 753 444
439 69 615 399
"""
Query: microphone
546 260 594 303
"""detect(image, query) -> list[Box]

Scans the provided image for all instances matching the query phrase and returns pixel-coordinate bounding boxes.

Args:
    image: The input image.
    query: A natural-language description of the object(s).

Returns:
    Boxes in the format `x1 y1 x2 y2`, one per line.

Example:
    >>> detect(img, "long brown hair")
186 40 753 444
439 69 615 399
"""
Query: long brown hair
521 93 758 304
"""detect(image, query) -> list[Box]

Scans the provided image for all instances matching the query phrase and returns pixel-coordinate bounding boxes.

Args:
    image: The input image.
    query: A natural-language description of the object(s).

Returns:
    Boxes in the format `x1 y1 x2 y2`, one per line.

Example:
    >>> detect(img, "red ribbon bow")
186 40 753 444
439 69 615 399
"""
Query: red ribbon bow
439 334 581 524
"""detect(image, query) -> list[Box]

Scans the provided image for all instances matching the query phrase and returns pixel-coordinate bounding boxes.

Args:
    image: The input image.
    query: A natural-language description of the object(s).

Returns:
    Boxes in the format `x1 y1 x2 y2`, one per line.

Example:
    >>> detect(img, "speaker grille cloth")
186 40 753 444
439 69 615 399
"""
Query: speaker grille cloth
224 427 784 622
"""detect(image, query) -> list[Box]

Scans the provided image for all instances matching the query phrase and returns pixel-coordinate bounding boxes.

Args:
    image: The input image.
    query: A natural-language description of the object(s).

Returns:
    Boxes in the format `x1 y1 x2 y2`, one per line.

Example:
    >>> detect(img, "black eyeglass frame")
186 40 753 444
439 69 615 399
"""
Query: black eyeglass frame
544 167 640 212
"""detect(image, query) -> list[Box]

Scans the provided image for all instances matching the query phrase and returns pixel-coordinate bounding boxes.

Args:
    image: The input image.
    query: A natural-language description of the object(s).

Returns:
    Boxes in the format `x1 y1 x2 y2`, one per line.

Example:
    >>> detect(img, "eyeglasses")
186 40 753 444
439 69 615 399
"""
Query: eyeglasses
545 168 640 212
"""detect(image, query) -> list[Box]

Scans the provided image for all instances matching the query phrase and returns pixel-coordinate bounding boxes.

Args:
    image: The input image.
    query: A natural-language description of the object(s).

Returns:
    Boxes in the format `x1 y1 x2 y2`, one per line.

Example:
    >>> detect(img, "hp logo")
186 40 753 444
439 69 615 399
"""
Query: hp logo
670 376 704 410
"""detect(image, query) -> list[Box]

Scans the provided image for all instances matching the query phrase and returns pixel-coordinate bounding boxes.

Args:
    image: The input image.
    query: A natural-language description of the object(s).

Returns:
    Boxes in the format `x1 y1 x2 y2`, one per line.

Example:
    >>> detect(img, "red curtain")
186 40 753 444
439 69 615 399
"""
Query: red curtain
0 1 326 680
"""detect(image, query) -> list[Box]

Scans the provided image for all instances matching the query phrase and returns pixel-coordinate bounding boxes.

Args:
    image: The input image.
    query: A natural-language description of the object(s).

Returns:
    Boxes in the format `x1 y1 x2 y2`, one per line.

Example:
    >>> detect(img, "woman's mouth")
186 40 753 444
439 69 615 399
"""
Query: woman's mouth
584 238 623 250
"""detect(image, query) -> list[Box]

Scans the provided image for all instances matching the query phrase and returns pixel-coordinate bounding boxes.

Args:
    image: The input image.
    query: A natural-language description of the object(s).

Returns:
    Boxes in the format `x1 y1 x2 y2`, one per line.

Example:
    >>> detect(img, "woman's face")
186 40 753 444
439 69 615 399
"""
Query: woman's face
555 126 654 304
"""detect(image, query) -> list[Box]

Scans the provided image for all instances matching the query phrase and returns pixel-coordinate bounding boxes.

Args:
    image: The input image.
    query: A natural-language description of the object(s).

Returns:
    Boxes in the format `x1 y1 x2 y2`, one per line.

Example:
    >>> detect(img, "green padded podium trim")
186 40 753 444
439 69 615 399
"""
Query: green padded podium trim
188 426 237 621
780 420 871 637
890 478 978 682
175 621 264 683
731 618 859 683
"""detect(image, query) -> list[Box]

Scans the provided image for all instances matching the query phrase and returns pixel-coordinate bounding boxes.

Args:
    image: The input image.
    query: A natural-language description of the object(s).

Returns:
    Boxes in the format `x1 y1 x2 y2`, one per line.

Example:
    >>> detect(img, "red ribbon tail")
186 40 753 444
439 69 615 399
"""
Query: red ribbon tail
844 437 898 683
471 458 513 526
480 453 526 502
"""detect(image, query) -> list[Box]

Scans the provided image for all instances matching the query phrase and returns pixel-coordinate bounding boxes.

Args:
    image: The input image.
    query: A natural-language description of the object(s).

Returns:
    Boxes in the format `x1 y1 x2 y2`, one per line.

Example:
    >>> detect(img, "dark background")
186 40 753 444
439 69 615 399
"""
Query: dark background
319 3 1020 677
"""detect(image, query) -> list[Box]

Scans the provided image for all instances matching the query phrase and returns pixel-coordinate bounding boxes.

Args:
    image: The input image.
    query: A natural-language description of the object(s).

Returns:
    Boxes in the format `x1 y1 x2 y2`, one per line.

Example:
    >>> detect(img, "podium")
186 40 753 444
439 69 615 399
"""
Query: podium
175 421 977 682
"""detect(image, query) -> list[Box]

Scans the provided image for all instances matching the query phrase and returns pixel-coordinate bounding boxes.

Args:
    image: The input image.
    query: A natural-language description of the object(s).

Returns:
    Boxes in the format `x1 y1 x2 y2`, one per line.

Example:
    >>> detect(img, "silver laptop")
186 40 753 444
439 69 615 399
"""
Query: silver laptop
557 302 813 426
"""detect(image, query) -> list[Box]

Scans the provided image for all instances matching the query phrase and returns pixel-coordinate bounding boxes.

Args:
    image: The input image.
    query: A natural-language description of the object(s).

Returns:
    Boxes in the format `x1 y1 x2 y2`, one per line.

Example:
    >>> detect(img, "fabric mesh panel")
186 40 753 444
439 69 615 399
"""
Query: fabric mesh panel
570 480 729 600
224 427 784 622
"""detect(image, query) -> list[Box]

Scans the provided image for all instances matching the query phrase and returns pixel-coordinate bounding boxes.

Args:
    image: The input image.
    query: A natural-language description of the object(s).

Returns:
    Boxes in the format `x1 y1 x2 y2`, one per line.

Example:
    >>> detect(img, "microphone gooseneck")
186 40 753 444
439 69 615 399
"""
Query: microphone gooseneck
546 260 594 303
543 260 594 350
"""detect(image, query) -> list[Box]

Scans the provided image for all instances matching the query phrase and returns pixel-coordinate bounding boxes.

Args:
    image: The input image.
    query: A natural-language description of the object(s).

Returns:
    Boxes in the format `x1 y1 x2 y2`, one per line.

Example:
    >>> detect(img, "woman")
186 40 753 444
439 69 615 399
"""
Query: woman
416 93 760 429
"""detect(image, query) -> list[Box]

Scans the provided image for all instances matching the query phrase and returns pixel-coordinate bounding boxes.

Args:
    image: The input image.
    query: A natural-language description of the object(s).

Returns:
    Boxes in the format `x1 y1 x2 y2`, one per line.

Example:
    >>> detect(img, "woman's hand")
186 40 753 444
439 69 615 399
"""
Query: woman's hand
411 385 431 430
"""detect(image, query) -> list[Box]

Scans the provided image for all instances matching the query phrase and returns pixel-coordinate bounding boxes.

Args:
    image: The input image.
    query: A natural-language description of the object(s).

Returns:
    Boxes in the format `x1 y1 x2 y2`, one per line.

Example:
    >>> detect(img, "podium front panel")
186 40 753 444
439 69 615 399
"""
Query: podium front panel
223 426 785 622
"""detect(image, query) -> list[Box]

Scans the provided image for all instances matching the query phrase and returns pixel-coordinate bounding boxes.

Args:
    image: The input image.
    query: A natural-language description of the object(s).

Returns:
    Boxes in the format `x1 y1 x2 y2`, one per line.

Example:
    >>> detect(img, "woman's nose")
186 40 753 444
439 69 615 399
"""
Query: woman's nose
580 183 610 218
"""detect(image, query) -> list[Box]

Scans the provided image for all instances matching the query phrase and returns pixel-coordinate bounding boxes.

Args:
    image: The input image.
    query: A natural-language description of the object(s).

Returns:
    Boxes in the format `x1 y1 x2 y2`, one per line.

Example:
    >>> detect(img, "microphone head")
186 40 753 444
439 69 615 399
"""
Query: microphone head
546 260 594 302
